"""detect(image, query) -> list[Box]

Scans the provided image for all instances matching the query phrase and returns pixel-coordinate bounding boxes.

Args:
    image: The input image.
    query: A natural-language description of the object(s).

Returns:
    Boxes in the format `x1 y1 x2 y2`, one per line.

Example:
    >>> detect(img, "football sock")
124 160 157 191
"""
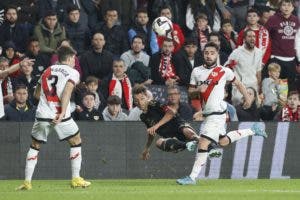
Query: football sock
189 149 208 181
25 146 39 182
162 138 186 152
226 129 254 143
70 144 82 178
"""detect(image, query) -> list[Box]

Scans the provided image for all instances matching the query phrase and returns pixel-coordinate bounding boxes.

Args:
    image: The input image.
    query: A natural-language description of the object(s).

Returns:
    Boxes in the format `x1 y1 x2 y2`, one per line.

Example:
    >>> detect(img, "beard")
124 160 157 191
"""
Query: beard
204 59 217 68
245 41 255 50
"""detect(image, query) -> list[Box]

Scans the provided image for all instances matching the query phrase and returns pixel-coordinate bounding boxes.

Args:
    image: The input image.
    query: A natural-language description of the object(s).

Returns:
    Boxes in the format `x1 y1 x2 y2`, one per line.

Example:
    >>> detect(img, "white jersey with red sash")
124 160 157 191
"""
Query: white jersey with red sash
190 65 235 115
36 64 80 120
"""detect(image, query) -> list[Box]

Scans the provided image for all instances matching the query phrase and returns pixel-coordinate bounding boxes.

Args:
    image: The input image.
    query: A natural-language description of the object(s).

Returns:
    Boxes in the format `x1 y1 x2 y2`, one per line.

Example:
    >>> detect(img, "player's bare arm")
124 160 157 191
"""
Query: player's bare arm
0 58 35 79
233 78 251 109
141 134 155 160
53 81 75 124
33 84 41 101
147 107 176 135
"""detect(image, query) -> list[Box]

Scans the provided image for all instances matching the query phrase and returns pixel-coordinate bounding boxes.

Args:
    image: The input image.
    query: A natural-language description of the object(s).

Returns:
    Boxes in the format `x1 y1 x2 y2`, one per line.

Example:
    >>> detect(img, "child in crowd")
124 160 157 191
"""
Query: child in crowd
275 91 300 121
190 13 211 52
102 95 127 121
219 19 237 56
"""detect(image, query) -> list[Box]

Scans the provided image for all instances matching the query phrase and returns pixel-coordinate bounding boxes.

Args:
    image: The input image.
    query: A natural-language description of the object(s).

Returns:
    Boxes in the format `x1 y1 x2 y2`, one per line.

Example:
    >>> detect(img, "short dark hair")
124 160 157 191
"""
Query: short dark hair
203 42 219 52
5 5 18 14
13 84 28 93
132 35 145 45
247 8 260 16
27 37 39 46
243 29 255 39
44 10 57 18
132 84 147 96
279 0 295 7
221 19 232 27
82 91 96 99
288 90 300 99
86 76 99 85
57 46 76 63
160 5 172 14
163 37 174 43
208 32 221 41
107 95 121 105
184 37 197 46
136 8 148 15
67 4 80 14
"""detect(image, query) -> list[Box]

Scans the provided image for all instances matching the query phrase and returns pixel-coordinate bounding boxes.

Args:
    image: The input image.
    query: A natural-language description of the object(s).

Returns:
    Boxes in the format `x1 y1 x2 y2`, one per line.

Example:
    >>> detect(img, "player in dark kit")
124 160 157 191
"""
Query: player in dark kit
132 85 199 160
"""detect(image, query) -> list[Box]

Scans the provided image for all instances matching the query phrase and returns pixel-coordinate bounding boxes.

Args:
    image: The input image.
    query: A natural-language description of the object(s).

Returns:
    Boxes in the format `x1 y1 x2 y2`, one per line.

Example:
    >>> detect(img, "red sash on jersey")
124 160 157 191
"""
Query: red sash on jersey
200 67 225 103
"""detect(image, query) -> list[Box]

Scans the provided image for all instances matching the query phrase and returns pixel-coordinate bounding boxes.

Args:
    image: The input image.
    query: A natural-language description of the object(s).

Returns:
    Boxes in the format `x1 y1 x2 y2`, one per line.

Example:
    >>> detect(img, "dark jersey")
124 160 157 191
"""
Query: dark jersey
140 100 187 141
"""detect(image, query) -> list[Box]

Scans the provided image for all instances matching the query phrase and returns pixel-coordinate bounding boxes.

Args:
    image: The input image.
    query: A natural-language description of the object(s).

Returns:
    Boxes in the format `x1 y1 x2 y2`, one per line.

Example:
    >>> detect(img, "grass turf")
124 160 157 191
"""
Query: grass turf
0 179 299 200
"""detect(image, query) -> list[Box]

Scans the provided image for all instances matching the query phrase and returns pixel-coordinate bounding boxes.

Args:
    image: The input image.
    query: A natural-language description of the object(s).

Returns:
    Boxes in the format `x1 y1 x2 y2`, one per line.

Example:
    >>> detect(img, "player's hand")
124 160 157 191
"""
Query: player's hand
141 149 150 160
147 125 159 136
52 113 64 124
20 57 35 67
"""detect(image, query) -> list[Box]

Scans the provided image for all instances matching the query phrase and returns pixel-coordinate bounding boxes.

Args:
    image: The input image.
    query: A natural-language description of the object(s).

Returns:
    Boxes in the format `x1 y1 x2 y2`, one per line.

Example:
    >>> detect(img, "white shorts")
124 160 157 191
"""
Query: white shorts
31 118 79 143
200 114 226 143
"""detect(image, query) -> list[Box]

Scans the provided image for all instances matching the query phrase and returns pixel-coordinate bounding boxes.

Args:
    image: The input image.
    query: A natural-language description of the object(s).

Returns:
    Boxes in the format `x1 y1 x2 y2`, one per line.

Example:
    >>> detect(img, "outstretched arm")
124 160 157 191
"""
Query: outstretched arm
0 58 35 79
147 107 176 135
141 134 155 160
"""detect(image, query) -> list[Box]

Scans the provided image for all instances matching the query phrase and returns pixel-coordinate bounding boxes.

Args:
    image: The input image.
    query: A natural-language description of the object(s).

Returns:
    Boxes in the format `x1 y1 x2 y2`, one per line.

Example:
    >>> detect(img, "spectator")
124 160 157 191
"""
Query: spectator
121 35 150 71
93 8 129 57
157 5 185 53
167 85 193 121
34 10 66 54
64 4 91 56
25 37 51 80
208 32 229 65
225 29 263 105
100 59 133 111
12 59 38 104
102 95 127 121
128 8 159 55
37 0 68 22
189 13 211 52
235 87 261 121
260 63 284 120
265 0 299 90
50 39 82 78
0 5 30 53
173 37 203 86
226 0 254 32
0 56 14 104
85 76 105 111
149 38 179 86
80 32 113 82
2 41 21 68
275 90 300 121
74 92 103 121
4 84 36 121
237 8 271 66
219 19 238 56
259 6 275 26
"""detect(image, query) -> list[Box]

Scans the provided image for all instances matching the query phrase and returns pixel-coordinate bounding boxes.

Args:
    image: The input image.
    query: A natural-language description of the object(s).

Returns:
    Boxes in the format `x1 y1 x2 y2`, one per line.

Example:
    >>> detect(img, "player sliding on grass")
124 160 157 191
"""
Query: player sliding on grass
17 46 90 190
176 42 267 185
132 84 199 160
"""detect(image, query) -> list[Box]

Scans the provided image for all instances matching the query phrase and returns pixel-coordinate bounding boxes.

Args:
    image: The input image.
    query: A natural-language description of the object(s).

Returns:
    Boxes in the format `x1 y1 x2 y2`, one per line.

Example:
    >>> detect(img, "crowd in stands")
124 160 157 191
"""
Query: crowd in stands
0 0 299 122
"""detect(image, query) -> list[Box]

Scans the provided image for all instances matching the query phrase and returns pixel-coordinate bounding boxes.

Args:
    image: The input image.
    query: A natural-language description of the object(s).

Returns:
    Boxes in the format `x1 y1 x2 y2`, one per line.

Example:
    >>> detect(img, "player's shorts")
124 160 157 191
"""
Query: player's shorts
159 121 196 142
31 117 79 143
200 113 226 144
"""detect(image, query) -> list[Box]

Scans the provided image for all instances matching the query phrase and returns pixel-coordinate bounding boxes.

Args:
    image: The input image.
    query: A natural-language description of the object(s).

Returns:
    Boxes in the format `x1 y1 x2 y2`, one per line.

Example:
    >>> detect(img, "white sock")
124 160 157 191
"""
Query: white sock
25 148 39 182
70 146 82 178
226 129 254 143
189 151 208 181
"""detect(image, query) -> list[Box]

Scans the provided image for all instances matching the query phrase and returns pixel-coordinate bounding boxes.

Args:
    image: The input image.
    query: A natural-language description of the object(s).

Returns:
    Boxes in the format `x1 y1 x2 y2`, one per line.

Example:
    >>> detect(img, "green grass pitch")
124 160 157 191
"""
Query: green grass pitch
1 179 300 200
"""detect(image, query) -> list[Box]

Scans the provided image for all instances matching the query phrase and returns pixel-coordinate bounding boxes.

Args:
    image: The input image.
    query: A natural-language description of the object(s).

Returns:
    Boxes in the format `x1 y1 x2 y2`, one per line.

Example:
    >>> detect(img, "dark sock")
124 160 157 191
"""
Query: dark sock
161 138 186 152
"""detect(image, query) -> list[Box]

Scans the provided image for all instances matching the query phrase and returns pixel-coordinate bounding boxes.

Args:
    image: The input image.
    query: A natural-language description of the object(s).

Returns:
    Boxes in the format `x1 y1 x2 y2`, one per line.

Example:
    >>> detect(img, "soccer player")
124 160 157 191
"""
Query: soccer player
17 46 91 190
132 84 198 160
176 42 267 185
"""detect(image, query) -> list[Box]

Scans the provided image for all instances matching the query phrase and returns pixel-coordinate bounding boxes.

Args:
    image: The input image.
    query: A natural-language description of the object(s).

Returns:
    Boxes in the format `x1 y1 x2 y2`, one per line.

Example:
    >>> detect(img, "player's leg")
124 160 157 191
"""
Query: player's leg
155 138 187 153
16 121 49 190
219 123 267 147
181 126 199 151
56 119 91 188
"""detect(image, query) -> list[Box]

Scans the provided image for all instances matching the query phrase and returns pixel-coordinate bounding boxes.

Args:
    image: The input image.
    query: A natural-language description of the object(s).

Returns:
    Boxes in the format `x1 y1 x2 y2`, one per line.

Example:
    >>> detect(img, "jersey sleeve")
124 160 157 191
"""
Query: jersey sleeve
224 67 235 82
68 70 80 85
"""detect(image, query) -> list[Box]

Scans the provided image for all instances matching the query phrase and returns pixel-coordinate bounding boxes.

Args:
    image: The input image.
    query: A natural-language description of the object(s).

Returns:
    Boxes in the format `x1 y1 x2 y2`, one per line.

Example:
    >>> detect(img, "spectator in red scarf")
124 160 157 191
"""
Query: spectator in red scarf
275 90 300 121
237 8 271 67
156 5 185 53
219 19 238 56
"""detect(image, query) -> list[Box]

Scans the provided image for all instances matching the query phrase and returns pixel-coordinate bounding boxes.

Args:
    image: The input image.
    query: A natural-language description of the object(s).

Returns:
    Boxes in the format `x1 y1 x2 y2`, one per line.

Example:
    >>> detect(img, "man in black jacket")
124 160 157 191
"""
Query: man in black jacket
79 32 113 82
173 38 203 86
4 84 36 122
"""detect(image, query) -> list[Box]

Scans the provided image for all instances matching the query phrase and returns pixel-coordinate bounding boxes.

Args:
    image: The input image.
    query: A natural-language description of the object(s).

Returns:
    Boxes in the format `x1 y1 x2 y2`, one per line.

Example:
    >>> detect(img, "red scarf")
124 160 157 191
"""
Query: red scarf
109 74 133 110
281 106 300 121
159 53 176 80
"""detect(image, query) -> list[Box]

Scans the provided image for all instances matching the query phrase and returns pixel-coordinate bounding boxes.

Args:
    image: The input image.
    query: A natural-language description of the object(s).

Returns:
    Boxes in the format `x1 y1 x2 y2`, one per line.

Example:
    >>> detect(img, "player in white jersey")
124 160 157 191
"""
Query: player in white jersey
17 46 91 190
176 42 267 185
